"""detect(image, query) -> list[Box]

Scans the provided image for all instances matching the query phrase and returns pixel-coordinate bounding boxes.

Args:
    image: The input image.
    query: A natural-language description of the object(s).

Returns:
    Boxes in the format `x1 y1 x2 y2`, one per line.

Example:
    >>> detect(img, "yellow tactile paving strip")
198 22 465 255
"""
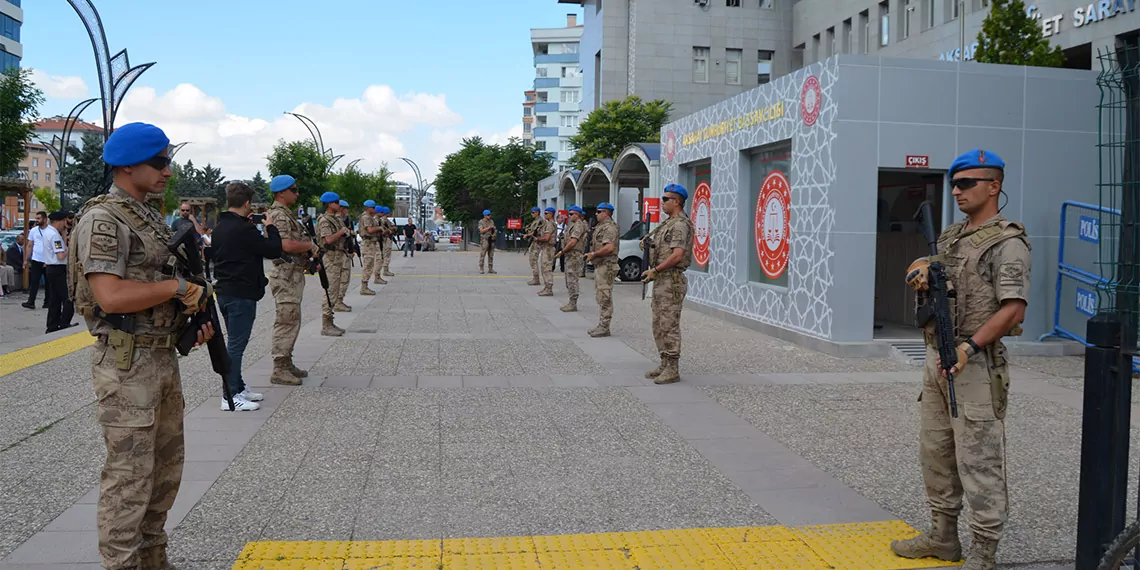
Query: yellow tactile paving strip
232 520 962 569
0 331 94 377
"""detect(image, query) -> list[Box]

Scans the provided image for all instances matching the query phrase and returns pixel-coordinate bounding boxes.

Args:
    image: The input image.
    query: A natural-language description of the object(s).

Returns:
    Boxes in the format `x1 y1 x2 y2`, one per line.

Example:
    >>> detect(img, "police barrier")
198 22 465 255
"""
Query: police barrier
1039 200 1138 371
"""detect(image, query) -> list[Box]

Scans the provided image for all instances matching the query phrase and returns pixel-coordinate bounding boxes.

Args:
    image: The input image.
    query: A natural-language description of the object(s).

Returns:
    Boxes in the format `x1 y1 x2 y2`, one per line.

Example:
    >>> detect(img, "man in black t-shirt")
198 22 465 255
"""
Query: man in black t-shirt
403 222 416 257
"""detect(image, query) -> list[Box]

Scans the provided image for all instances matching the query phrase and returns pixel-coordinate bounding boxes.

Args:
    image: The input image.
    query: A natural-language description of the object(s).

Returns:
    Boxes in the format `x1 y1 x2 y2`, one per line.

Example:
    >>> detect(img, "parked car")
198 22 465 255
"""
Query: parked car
0 230 20 253
616 221 649 282
449 230 462 244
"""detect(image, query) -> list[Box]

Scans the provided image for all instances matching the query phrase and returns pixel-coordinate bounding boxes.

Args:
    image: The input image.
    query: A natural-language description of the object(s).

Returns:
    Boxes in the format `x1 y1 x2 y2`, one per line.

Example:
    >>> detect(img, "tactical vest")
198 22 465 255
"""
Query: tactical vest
67 193 182 334
934 216 1029 338
651 213 696 270
359 212 378 241
590 219 619 264
317 212 344 251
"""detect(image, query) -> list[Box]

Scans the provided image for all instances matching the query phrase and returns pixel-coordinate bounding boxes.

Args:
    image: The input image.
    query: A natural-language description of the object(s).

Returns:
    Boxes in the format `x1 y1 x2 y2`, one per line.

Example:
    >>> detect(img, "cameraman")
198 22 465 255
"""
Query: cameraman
211 181 283 412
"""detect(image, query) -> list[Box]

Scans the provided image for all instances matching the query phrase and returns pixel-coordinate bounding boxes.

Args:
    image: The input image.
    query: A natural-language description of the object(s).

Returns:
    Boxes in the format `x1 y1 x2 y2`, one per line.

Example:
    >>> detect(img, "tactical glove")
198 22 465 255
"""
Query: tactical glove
905 257 930 291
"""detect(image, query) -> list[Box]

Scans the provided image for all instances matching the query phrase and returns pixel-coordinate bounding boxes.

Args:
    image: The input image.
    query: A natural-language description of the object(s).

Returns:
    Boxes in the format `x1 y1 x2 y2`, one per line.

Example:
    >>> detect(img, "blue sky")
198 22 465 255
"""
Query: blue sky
20 0 583 184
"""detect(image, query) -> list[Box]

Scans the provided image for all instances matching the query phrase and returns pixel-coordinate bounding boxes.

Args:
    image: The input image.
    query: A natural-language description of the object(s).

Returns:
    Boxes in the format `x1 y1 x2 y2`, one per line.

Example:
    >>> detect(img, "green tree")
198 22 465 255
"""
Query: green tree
368 164 397 209
974 0 1065 67
0 67 45 177
435 137 492 222
58 132 107 209
265 139 330 208
567 95 673 170
249 170 269 196
330 165 371 213
163 165 181 214
434 136 553 223
32 187 60 212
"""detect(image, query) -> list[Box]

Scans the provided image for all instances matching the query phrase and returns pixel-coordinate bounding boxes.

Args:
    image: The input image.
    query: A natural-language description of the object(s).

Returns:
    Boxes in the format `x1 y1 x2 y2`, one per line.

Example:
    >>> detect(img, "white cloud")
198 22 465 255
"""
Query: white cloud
28 70 89 99
86 81 521 188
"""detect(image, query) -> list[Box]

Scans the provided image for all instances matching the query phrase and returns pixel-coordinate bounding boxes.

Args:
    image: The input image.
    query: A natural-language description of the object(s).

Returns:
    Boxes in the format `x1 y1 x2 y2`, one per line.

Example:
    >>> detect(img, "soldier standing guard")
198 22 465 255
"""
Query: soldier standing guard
316 193 352 316
377 206 396 279
555 206 588 312
68 122 215 570
537 207 557 296
477 209 497 274
266 175 332 383
891 149 1030 570
585 202 619 337
640 184 695 385
524 206 542 285
337 199 354 306
358 200 379 295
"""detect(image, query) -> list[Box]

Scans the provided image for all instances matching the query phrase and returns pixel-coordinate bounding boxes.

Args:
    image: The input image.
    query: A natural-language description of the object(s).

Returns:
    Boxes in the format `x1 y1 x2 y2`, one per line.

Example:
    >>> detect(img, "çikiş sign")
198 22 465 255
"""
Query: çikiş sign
938 0 1136 62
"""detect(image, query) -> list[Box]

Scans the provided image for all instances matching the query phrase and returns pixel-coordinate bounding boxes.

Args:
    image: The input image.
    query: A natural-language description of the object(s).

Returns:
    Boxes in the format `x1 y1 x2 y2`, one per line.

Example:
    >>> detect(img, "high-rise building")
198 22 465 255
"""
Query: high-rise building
558 0 793 119
522 90 536 146
0 0 21 71
530 14 584 172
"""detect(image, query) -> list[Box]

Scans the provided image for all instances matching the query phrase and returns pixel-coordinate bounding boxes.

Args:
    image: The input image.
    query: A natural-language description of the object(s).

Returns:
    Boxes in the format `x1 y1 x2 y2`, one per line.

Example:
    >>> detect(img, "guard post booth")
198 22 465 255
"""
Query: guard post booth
658 54 1098 357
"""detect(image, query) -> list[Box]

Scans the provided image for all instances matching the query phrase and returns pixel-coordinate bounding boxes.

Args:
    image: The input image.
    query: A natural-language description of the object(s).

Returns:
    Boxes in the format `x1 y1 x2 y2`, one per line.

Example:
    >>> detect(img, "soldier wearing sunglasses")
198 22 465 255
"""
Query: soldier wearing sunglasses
893 149 1031 570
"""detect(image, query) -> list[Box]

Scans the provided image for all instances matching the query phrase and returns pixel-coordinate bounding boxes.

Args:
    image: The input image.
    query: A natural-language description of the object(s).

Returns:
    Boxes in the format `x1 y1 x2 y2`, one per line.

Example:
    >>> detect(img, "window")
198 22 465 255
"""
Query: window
861 10 870 53
560 114 579 128
45 173 51 182
727 0 740 5
561 139 573 152
952 0 959 19
761 0 774 8
560 89 580 103
564 43 579 54
524 123 532 133
744 140 792 287
32 158 37 167
927 0 935 28
880 1 890 46
45 159 50 169
903 0 912 39
537 67 548 78
757 50 773 84
562 66 580 78
0 14 19 42
844 19 853 53
535 141 547 151
693 47 709 83
726 49 742 85
827 27 836 56
524 107 532 117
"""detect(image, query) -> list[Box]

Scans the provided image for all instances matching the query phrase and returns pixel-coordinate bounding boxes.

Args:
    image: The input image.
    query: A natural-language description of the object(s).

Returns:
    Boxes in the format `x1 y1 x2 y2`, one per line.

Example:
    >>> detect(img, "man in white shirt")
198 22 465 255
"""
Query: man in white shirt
42 210 76 333
21 211 50 310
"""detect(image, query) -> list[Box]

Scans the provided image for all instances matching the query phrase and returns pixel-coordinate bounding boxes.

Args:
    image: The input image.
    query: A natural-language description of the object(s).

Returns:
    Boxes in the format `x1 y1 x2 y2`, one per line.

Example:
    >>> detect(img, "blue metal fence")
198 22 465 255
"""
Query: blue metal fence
1039 200 1138 370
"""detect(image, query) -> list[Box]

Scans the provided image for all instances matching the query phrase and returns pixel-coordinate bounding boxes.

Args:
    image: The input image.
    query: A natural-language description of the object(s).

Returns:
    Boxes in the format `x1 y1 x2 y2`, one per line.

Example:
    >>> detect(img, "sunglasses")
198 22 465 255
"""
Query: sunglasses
140 155 172 170
950 177 995 190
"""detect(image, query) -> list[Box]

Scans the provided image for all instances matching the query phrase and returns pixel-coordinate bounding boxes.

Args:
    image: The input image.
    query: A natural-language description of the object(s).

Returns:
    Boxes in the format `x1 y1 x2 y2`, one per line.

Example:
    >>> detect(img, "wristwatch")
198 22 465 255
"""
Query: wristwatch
964 338 981 356
175 277 188 298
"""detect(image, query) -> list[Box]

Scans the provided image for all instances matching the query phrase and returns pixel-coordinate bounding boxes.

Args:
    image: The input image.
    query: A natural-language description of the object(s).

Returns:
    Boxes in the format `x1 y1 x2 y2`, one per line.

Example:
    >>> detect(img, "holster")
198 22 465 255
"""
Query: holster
986 342 1011 420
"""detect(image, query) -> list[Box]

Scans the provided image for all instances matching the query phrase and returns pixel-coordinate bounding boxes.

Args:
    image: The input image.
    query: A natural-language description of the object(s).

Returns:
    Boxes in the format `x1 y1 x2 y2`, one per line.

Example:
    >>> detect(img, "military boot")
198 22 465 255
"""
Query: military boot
527 278 540 286
139 546 171 570
360 282 375 295
644 355 667 379
373 275 388 285
384 268 395 276
287 358 309 378
538 286 553 296
560 302 577 312
489 268 497 274
654 357 680 384
321 316 345 337
890 513 962 562
270 357 301 386
960 535 998 570
588 326 610 337
334 301 352 312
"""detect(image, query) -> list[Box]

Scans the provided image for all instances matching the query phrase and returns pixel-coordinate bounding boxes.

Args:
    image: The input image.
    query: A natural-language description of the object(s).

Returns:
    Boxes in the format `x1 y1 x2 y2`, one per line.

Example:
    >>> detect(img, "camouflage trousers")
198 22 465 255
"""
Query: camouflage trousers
594 260 617 328
528 244 540 280
540 246 555 289
322 250 347 317
379 242 392 274
92 339 184 570
479 238 495 271
650 270 687 358
338 250 352 302
361 241 380 284
565 251 583 303
269 265 305 359
919 344 1008 541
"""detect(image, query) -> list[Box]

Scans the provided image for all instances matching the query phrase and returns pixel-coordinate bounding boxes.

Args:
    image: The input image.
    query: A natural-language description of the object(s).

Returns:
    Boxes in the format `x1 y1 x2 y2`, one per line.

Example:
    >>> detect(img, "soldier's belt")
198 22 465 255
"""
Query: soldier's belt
97 331 178 349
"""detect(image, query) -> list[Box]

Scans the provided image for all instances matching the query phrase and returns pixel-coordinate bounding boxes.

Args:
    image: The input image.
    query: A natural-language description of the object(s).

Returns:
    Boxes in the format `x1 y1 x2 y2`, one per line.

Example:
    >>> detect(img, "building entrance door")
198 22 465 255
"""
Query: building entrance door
872 168 946 339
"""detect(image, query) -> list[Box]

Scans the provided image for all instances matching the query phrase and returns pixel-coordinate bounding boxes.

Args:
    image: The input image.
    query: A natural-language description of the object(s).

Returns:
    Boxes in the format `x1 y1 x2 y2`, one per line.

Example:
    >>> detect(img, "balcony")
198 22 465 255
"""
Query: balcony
533 127 559 137
535 53 579 64
534 78 560 89
534 102 559 113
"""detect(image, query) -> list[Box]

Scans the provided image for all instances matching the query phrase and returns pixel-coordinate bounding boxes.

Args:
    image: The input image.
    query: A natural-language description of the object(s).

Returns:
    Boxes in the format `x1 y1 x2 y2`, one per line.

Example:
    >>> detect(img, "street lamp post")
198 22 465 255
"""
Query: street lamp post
42 97 98 211
400 157 428 228
284 112 345 173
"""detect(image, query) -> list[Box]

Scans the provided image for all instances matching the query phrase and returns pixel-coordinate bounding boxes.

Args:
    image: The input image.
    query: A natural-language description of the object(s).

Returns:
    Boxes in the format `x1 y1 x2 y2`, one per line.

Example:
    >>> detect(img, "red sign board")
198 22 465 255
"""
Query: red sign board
643 198 660 223
905 155 930 168
692 181 712 267
557 209 569 220
506 218 522 230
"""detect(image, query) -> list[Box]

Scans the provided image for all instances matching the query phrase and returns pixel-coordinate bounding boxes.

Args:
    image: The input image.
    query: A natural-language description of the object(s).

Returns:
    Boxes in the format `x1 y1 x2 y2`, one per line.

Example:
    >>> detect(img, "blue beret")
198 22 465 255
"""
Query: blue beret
545 207 556 213
949 149 1005 178
382 206 391 214
597 202 615 211
339 200 349 207
364 200 376 208
531 206 541 212
569 206 584 214
102 122 170 167
269 175 295 193
320 192 339 204
664 183 688 200
374 206 382 212
483 210 491 216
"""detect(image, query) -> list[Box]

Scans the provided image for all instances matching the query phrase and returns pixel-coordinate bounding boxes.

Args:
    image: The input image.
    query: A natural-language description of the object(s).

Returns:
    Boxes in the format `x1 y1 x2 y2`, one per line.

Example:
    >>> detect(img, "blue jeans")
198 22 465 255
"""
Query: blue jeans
217 295 257 396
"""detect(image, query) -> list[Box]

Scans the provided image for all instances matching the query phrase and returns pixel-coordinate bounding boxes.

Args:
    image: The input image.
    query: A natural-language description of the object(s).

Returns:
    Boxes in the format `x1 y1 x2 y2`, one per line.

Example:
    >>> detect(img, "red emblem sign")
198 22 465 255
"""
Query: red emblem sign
506 218 522 229
643 197 660 223
665 131 677 162
557 209 569 220
692 181 712 267
800 75 822 127
755 170 791 279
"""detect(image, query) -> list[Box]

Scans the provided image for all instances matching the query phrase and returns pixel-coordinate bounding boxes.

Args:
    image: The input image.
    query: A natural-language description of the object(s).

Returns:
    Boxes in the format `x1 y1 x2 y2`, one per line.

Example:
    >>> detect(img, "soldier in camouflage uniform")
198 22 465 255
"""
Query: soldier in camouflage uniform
555 206 588 311
357 200 380 296
477 210 497 274
376 206 396 280
316 192 352 316
586 202 619 337
641 184 695 385
536 207 558 296
68 122 215 570
892 149 1031 570
337 199 354 304
266 175 335 384
524 206 543 285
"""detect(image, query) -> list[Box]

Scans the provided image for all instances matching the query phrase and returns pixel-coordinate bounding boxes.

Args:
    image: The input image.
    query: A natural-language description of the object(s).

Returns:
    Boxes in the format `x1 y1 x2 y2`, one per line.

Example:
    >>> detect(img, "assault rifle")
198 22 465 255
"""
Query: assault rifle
303 216 335 309
915 200 958 418
166 225 234 412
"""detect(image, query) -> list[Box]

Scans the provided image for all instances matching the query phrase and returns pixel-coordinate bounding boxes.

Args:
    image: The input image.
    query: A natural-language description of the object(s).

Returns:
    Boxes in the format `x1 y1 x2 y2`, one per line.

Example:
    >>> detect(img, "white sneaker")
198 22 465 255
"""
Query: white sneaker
222 395 260 411
237 389 264 402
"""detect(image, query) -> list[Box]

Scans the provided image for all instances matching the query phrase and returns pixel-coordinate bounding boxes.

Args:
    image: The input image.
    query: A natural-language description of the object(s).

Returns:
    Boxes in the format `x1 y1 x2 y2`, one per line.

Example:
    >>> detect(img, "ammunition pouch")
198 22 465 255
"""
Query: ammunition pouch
94 303 176 370
985 342 1010 420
